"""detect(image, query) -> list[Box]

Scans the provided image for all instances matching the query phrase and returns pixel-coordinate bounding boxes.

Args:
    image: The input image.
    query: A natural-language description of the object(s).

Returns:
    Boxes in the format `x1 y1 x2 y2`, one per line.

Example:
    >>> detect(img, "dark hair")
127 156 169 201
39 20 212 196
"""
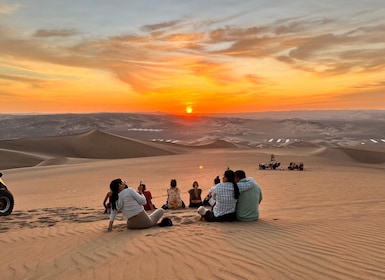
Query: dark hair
109 178 122 210
214 176 220 184
141 183 146 191
224 169 240 199
235 170 246 180
170 179 177 188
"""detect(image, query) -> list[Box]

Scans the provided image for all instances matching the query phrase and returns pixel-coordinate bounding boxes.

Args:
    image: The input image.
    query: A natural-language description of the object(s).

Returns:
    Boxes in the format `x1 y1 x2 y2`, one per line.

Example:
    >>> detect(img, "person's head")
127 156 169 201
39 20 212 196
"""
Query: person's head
170 179 177 188
234 170 246 183
109 178 126 210
223 169 235 183
110 178 126 193
141 183 146 191
214 176 220 185
193 181 199 188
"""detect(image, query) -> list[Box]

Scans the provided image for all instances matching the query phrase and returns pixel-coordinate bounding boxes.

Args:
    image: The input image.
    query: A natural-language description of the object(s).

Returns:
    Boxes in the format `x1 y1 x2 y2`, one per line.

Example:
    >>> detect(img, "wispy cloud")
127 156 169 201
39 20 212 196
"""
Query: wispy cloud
0 3 22 15
33 28 79 38
1 2 385 113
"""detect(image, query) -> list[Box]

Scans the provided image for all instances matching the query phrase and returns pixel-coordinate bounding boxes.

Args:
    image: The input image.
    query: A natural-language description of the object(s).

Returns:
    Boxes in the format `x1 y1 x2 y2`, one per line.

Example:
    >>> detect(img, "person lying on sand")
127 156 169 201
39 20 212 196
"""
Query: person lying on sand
107 179 164 231
197 169 256 222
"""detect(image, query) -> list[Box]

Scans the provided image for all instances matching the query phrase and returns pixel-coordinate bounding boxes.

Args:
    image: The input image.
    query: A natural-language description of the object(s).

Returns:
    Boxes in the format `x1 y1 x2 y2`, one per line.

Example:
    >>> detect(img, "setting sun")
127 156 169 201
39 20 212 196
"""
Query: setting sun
186 106 193 114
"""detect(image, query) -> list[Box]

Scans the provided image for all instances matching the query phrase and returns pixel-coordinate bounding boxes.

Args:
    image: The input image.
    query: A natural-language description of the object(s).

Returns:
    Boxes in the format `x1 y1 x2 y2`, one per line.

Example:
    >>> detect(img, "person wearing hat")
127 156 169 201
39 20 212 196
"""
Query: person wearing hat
107 178 164 231
197 169 257 222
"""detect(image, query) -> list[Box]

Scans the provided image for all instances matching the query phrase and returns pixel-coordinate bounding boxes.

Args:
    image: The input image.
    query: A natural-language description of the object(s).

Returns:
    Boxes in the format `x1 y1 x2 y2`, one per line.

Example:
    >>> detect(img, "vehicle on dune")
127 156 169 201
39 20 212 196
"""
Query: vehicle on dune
0 172 14 216
259 154 281 170
288 162 304 171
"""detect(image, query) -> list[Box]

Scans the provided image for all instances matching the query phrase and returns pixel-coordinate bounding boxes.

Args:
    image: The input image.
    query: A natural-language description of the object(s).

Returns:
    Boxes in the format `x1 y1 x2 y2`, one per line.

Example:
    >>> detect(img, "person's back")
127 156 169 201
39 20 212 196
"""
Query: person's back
188 181 203 207
235 171 262 221
167 187 182 208
167 179 184 209
212 182 238 217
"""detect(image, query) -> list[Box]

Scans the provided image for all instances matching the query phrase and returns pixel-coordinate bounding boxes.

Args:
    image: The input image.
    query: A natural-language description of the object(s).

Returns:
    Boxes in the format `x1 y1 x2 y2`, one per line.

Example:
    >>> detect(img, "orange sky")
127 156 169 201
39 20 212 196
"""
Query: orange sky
1 1 385 114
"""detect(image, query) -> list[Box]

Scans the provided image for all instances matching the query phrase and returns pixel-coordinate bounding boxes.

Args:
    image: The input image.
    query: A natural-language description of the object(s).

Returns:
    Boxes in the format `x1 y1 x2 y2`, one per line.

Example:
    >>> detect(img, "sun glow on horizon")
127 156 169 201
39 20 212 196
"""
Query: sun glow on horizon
186 106 193 114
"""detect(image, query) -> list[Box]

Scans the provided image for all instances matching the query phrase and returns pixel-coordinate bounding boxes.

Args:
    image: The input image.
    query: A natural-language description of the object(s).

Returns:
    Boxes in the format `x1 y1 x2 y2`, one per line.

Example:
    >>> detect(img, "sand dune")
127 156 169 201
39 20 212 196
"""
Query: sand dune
0 130 179 170
1 113 385 279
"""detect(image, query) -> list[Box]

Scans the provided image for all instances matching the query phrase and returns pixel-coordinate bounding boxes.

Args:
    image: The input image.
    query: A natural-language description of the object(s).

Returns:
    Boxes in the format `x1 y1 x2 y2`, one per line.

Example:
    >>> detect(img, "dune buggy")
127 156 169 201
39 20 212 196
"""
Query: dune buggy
259 154 281 170
0 172 14 216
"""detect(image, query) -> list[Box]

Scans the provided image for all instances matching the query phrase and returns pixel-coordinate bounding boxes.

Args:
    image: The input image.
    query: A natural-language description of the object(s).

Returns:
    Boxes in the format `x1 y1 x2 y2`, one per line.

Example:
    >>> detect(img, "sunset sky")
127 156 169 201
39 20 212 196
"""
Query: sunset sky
1 0 384 114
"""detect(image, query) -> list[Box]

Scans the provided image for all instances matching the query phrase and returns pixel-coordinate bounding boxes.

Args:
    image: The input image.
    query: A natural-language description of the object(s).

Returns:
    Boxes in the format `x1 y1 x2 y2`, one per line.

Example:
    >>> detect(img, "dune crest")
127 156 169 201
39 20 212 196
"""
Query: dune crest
0 130 179 169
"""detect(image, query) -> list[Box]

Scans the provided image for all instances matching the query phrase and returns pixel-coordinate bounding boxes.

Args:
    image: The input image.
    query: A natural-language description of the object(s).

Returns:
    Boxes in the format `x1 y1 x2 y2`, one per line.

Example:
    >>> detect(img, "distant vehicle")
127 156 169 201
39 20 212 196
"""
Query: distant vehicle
0 172 14 216
259 154 281 170
288 162 304 171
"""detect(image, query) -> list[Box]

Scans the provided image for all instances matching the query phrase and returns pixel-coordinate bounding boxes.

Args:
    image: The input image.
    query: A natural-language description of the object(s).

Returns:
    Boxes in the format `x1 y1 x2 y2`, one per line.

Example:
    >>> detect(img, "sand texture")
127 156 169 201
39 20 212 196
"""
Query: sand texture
1 112 385 279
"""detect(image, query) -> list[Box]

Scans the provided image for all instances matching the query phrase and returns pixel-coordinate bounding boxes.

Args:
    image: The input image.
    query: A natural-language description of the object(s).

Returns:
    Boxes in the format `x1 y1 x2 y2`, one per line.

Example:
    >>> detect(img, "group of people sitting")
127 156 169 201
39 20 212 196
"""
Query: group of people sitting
103 168 263 231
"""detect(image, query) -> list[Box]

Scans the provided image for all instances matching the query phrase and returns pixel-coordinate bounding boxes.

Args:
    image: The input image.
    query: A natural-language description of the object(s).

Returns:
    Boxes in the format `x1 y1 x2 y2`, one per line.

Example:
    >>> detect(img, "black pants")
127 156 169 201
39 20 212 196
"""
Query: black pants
204 211 236 222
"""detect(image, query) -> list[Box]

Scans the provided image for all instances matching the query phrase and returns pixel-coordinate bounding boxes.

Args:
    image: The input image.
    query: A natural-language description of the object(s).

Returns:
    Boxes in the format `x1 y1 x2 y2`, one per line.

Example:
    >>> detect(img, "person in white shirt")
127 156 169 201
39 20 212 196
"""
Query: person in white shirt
108 178 164 231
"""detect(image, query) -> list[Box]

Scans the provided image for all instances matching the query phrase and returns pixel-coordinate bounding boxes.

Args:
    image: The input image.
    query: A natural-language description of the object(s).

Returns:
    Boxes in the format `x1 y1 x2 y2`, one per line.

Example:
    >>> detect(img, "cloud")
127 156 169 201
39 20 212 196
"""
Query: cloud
0 3 22 15
1 10 385 97
0 74 50 88
141 20 182 32
33 29 79 38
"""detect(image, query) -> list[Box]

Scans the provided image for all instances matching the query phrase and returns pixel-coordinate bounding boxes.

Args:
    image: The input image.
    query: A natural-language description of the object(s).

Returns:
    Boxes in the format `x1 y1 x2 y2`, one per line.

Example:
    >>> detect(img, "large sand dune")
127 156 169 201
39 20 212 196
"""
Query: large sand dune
0 112 385 279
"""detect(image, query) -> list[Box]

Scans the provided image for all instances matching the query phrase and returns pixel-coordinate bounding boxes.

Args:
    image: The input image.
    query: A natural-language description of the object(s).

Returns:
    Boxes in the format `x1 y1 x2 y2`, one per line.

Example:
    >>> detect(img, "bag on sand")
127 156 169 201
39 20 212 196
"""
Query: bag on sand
158 217 173 227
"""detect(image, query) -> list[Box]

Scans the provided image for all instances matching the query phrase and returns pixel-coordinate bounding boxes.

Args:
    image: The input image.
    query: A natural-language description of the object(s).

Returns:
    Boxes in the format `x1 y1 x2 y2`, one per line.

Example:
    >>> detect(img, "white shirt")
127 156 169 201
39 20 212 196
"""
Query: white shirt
109 187 146 221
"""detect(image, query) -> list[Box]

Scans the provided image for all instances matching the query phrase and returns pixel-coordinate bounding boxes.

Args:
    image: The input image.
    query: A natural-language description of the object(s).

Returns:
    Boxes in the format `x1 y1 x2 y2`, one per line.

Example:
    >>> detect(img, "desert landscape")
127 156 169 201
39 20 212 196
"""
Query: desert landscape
0 111 385 279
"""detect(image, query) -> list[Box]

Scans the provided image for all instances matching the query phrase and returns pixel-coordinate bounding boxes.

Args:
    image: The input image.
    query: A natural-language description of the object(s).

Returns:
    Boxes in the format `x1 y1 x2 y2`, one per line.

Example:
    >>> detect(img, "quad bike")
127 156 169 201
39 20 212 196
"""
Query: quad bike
0 172 14 216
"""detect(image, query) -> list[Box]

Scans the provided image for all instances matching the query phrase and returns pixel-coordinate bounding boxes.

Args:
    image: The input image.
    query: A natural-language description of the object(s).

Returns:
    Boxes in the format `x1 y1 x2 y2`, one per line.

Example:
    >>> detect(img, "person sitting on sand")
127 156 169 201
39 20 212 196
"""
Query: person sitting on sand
103 189 112 214
140 183 156 211
162 179 185 209
107 178 164 231
197 169 256 222
188 181 203 208
202 176 220 207
235 170 263 221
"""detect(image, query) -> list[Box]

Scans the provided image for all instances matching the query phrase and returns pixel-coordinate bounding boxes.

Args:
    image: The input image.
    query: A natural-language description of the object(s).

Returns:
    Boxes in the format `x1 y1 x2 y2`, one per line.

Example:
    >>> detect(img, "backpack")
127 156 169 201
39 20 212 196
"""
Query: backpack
158 217 173 227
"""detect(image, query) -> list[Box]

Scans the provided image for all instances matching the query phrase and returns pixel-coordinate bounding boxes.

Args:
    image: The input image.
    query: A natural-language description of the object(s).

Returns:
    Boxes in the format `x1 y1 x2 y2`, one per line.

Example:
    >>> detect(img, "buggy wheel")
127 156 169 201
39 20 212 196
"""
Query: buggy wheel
0 189 14 216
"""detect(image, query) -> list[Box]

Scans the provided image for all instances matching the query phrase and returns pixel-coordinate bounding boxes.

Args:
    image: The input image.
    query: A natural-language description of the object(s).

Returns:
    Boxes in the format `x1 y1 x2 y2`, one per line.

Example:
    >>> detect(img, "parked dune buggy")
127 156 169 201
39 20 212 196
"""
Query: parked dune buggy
259 154 281 170
288 162 304 171
0 172 14 216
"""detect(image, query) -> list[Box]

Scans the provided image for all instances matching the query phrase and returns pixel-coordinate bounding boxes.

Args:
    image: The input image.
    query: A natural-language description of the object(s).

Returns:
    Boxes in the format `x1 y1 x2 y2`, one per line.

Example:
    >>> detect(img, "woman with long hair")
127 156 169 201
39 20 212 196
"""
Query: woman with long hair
197 169 255 222
107 178 164 231
188 181 203 208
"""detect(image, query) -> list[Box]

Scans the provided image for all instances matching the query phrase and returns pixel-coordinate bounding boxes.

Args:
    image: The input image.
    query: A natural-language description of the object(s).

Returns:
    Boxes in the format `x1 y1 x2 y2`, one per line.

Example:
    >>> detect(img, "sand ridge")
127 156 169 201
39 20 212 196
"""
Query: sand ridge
1 113 385 279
